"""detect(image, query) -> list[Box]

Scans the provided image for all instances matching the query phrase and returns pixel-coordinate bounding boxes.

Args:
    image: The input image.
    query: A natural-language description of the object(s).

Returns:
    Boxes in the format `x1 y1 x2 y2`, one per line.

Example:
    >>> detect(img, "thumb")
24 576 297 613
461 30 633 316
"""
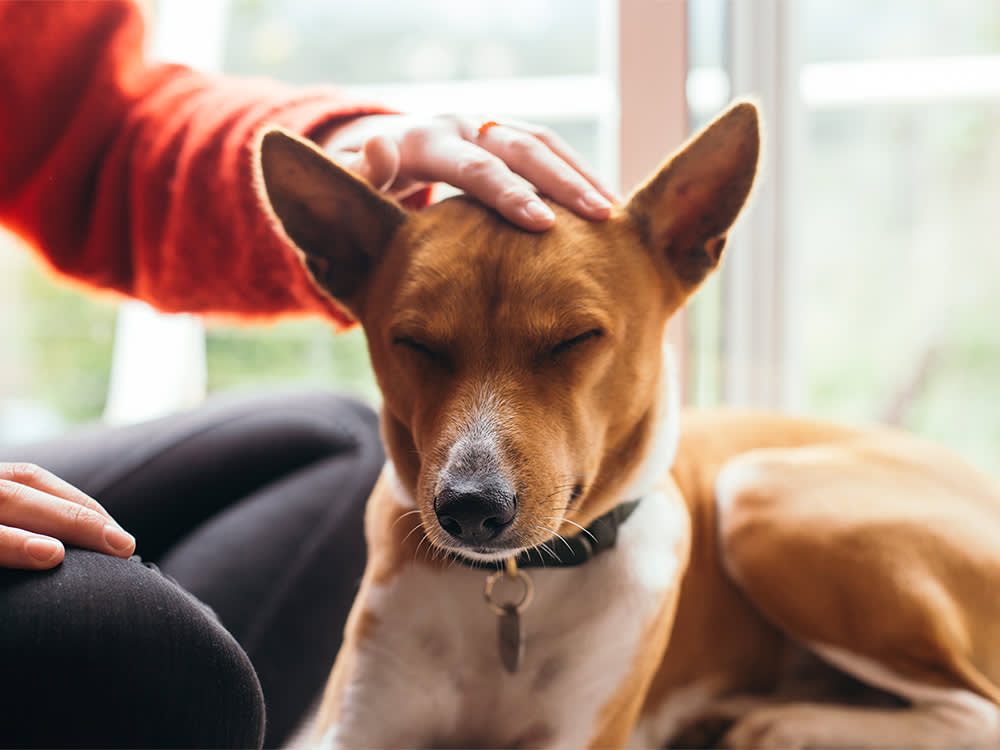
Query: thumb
349 135 401 192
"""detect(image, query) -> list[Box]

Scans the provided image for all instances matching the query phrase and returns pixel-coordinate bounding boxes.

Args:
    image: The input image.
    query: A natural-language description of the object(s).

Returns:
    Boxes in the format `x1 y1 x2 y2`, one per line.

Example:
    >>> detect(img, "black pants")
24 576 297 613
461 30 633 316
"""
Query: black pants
0 390 383 749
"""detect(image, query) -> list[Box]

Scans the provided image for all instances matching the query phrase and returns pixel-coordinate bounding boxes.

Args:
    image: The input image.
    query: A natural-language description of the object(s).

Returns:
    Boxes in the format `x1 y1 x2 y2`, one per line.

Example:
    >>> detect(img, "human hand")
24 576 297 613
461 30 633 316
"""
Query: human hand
0 463 135 570
323 113 616 231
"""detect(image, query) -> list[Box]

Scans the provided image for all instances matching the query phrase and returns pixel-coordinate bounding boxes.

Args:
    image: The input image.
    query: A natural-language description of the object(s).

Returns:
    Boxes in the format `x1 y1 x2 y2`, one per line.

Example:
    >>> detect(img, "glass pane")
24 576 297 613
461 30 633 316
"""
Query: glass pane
791 4 1000 474
795 99 1000 473
223 0 601 84
801 0 1000 62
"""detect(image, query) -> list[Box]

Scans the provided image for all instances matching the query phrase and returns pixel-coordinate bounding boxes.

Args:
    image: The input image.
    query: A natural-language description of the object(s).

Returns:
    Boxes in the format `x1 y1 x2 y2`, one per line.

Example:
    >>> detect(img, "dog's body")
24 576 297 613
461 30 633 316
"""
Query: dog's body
260 103 1000 748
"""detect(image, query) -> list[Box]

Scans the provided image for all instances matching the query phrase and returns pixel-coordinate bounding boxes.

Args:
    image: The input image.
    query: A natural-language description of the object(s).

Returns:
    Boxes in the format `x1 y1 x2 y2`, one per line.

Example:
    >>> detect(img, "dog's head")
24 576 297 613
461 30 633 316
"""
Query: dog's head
259 102 759 562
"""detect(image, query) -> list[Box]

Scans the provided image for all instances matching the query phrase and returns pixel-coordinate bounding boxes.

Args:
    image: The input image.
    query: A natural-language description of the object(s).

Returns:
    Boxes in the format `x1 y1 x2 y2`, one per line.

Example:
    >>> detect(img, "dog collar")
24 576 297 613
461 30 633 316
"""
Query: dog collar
458 498 641 570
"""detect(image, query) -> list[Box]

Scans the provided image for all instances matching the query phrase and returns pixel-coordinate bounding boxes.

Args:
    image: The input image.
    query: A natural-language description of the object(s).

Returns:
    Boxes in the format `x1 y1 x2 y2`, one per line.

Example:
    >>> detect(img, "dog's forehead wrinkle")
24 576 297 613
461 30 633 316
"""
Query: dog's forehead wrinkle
391 257 463 332
397 213 626 343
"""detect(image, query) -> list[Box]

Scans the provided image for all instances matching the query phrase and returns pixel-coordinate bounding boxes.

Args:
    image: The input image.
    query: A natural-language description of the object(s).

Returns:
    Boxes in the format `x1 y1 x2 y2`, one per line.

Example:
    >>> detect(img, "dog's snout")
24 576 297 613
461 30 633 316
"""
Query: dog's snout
434 479 516 545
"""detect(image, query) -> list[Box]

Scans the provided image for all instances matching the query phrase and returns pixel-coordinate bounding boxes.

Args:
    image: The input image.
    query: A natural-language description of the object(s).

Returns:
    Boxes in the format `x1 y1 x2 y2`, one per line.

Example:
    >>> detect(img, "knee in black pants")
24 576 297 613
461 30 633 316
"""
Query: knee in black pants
0 549 264 749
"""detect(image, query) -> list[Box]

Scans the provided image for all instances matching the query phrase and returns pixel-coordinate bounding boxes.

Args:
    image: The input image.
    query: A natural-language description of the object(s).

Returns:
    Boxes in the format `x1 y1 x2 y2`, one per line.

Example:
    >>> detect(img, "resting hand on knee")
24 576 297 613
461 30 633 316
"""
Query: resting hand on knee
0 462 135 570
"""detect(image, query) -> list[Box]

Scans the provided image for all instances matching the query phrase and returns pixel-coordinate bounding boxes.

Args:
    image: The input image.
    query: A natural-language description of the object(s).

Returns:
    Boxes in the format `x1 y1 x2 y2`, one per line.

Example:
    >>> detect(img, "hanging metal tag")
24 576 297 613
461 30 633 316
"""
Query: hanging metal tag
484 559 534 674
497 603 524 673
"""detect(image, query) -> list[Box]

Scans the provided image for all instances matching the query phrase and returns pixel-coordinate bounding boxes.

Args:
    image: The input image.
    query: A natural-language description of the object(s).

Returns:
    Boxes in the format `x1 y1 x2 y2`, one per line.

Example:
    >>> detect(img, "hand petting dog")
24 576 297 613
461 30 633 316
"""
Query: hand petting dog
322 113 616 231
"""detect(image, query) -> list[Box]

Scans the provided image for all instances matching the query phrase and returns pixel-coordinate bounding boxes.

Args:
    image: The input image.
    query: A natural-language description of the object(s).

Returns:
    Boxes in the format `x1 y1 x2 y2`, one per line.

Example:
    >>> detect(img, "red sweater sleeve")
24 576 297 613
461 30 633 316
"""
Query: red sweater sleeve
0 0 399 325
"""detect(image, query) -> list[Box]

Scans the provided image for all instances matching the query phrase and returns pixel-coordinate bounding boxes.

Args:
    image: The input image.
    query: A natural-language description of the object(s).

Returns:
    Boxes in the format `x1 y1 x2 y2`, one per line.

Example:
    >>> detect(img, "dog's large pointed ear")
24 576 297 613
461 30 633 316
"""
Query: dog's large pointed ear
258 128 408 313
625 100 760 294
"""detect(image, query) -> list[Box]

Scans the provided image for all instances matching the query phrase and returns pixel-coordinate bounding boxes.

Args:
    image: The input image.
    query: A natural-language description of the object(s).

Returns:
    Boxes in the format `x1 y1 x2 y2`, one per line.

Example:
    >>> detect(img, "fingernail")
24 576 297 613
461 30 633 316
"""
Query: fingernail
104 524 135 554
580 189 613 214
523 199 555 225
25 537 62 564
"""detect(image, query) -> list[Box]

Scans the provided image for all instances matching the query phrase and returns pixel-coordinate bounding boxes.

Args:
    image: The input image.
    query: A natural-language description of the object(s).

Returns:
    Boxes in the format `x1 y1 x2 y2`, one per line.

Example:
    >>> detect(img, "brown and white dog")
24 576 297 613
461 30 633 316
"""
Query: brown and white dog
259 102 1000 749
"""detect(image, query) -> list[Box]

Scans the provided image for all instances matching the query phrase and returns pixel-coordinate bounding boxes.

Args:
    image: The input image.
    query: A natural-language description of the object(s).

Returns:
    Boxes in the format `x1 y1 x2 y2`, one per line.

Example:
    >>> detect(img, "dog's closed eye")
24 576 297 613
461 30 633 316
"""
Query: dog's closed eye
393 336 451 368
551 329 604 357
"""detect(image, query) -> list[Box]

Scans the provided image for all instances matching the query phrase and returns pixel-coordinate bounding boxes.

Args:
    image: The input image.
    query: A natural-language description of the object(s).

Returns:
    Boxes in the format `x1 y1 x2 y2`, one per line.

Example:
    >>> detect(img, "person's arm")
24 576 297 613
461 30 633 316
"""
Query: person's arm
0 2 615 327
0 0 389 324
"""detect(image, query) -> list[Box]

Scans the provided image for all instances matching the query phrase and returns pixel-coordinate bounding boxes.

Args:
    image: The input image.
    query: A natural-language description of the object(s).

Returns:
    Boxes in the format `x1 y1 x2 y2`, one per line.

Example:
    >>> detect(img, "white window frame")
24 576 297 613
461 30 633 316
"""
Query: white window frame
716 0 800 409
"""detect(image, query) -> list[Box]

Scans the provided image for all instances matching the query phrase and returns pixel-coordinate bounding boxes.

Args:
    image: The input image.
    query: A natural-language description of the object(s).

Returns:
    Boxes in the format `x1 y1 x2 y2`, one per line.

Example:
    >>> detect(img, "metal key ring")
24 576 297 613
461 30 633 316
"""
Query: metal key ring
483 566 534 615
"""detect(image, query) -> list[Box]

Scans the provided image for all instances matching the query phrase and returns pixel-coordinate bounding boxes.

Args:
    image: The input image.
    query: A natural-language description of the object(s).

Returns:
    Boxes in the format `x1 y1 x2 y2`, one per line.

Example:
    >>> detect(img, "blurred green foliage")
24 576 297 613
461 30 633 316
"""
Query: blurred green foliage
17 263 117 424
204 320 379 405
797 101 1000 474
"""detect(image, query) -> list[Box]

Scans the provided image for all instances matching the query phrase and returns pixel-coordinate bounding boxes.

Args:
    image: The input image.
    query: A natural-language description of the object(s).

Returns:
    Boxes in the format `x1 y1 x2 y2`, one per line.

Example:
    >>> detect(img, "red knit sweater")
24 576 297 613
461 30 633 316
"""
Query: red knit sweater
0 0 405 326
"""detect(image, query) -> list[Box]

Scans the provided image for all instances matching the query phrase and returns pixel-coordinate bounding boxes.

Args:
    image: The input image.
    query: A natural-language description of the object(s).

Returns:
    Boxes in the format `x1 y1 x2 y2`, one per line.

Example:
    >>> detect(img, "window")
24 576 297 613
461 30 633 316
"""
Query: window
688 0 1000 474
794 2 1000 474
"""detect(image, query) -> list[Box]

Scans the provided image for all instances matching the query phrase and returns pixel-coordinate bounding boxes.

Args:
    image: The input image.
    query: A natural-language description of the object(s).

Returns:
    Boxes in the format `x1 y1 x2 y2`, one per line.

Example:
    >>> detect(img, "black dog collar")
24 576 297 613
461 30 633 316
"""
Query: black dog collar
456 498 641 570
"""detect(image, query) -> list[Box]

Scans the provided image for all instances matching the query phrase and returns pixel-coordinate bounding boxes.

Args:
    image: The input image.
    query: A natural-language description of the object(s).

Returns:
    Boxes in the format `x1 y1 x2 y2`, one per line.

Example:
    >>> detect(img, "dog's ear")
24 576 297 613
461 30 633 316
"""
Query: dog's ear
625 100 760 293
258 128 408 312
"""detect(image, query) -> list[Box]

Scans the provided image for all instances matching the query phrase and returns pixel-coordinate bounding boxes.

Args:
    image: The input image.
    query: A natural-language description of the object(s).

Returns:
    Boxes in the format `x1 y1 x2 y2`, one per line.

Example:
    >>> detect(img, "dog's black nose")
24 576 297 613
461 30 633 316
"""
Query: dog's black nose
434 479 516 545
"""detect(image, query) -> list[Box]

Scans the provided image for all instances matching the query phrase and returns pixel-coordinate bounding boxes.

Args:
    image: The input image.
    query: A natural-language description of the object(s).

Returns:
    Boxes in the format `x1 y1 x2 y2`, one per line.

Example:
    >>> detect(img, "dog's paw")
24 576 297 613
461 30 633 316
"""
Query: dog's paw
720 704 828 750
667 715 735 748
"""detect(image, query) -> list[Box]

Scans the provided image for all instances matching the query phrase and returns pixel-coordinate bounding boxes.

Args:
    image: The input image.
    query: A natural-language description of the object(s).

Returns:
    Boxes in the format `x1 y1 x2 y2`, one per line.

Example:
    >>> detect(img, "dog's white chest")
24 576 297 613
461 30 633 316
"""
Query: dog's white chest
321 491 686 749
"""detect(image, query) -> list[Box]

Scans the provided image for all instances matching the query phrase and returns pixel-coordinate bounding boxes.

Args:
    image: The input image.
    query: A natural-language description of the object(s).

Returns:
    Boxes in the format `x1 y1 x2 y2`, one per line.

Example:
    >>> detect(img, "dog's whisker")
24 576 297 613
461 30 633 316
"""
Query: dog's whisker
419 536 445 565
545 481 578 496
539 543 557 561
549 516 598 543
549 506 602 525
545 490 572 501
424 537 434 562
412 535 428 563
400 523 427 548
537 522 575 555
391 508 423 530
432 543 449 563
537 539 560 563
528 524 561 562
550 481 577 491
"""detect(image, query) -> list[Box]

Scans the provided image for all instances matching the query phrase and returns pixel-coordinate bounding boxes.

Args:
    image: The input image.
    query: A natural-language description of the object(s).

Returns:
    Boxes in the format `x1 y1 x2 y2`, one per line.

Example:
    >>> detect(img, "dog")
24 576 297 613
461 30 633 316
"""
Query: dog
258 101 1000 749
